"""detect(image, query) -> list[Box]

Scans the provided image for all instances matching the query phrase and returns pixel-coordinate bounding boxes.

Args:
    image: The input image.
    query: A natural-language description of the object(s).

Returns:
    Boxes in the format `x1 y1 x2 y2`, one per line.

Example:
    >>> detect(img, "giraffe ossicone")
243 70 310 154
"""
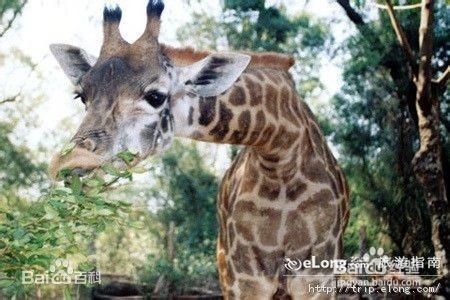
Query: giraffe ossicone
49 1 349 299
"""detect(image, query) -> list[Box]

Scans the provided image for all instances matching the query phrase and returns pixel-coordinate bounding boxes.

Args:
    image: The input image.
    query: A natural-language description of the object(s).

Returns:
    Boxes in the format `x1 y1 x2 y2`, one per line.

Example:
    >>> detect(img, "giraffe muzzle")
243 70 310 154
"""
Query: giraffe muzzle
49 146 105 181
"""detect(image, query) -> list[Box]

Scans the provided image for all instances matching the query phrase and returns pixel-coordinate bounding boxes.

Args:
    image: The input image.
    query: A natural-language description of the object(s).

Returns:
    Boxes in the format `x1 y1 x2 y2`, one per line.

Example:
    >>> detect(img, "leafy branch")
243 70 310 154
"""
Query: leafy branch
0 0 28 38
0 151 144 297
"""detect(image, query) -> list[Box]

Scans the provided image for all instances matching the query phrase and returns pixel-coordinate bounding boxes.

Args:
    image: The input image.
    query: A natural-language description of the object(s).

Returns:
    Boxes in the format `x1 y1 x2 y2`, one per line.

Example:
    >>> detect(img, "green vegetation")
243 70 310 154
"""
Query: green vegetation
0 151 140 297
328 0 449 258
140 141 219 294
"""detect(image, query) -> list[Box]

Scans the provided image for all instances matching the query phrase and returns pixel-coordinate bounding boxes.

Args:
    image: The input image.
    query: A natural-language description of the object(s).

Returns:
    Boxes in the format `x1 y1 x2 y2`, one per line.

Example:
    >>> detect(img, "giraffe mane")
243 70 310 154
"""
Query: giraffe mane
160 44 295 71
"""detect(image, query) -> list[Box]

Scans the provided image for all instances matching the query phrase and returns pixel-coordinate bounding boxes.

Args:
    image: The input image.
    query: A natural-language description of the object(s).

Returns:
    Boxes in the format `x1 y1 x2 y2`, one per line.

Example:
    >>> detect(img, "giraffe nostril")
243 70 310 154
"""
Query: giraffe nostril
80 138 97 152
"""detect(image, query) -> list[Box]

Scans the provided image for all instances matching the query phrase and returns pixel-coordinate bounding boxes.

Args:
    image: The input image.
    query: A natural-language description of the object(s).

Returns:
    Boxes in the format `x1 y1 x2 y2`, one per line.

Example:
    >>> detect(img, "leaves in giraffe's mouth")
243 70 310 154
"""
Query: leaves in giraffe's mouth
116 150 138 166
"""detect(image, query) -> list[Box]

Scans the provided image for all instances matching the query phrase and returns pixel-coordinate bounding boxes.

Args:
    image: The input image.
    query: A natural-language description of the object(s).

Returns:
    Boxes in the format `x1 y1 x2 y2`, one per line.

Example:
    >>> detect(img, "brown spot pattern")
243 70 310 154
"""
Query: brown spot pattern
238 279 261 296
284 211 310 250
313 240 336 263
270 126 298 150
301 159 330 183
230 110 251 143
209 102 233 140
229 86 246 106
247 110 265 144
257 208 282 246
198 96 216 126
245 76 263 106
256 124 275 146
248 69 265 81
300 129 315 160
281 153 298 183
234 201 256 241
227 261 236 283
260 153 280 163
258 177 281 200
231 242 253 274
286 178 307 201
266 72 282 84
228 222 237 247
280 86 299 126
251 246 283 276
309 123 325 157
298 189 334 214
240 162 259 194
265 84 279 119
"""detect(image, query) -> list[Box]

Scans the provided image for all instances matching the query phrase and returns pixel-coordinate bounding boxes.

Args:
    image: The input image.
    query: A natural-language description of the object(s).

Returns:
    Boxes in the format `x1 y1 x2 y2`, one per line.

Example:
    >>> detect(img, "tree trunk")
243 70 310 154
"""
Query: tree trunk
412 0 450 283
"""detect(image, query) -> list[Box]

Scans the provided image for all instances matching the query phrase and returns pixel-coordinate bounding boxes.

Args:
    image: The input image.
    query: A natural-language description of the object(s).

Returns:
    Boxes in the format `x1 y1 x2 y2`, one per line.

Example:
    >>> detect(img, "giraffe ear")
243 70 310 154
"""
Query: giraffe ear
50 44 97 85
179 53 250 97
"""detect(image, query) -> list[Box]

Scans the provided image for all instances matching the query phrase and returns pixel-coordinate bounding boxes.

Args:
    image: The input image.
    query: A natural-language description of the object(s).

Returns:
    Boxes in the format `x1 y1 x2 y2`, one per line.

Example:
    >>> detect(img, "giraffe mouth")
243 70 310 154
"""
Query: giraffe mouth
49 146 106 181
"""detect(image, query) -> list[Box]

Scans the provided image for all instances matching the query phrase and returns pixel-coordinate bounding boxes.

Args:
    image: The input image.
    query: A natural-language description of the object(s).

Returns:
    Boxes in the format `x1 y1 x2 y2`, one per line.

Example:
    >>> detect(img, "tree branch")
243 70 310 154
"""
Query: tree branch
383 0 418 79
434 65 450 88
376 3 422 10
0 94 19 105
336 0 365 25
0 0 28 38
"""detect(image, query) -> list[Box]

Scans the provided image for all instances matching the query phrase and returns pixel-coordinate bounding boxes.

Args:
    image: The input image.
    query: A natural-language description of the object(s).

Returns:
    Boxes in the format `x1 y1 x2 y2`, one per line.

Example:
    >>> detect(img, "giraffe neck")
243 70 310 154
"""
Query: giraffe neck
172 67 306 159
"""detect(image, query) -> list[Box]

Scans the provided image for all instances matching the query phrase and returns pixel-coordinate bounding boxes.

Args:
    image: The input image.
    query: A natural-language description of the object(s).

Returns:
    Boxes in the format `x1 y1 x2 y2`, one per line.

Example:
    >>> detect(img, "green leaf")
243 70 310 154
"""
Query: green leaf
97 209 113 216
5 212 14 221
0 279 14 288
12 228 26 240
101 164 120 176
117 150 137 165
78 262 95 272
57 167 73 179
44 205 59 220
130 165 147 174
84 177 104 188
53 186 72 196
70 175 82 195
86 187 101 197
64 287 73 300
116 200 132 207
129 221 144 229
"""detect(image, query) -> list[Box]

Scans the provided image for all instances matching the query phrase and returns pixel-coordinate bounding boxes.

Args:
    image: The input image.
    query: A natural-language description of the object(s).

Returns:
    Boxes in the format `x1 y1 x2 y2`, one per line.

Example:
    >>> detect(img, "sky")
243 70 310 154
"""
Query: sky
0 0 363 175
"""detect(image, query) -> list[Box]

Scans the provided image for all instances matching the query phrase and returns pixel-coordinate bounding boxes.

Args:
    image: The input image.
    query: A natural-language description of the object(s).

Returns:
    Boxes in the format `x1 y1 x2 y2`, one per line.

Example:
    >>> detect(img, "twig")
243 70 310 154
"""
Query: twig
383 0 418 79
336 0 365 25
0 94 19 105
0 0 29 38
434 66 450 88
376 3 422 10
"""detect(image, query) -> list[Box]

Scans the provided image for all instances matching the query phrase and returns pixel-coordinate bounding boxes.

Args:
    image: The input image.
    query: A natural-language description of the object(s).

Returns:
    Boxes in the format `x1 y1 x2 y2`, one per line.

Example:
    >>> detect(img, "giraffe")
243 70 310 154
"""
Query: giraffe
48 1 349 299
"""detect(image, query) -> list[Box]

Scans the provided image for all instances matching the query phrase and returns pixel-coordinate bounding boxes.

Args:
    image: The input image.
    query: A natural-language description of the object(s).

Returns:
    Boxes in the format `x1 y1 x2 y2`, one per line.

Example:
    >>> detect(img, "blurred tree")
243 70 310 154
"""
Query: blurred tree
0 0 28 37
330 0 449 262
382 0 450 282
1 0 41 193
152 141 218 257
143 141 219 294
0 122 44 193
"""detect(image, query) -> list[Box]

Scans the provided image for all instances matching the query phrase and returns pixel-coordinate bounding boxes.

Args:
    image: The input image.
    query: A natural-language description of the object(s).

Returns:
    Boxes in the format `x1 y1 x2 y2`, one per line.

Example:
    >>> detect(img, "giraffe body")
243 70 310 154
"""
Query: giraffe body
172 67 349 298
48 2 349 298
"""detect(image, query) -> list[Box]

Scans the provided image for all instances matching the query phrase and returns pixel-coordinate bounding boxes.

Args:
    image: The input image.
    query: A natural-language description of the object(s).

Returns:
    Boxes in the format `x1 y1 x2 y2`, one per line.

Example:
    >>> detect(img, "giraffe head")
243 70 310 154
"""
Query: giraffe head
49 0 250 179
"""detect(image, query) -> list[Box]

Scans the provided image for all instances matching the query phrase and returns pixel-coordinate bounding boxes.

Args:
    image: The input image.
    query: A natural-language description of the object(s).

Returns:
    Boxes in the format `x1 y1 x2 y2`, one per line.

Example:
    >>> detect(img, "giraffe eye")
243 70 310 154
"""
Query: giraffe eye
144 91 166 108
